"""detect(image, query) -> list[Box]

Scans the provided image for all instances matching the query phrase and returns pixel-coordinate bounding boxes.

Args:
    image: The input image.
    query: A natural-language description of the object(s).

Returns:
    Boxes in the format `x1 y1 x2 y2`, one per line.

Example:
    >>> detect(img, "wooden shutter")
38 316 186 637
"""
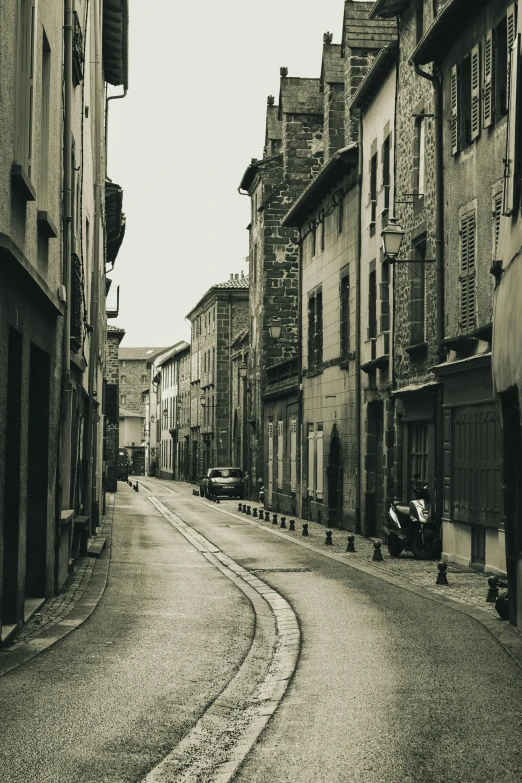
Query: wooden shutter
460 213 476 332
507 6 517 108
471 44 481 140
451 64 459 155
483 30 494 128
307 428 315 497
316 429 324 501
268 421 273 505
494 194 502 256
290 418 297 492
316 291 323 367
277 420 283 489
504 34 521 216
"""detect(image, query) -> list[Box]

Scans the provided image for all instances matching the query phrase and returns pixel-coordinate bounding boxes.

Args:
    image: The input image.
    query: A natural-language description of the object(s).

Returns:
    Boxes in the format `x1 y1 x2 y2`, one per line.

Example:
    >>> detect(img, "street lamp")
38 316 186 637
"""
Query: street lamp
269 321 282 340
239 362 248 379
381 216 405 262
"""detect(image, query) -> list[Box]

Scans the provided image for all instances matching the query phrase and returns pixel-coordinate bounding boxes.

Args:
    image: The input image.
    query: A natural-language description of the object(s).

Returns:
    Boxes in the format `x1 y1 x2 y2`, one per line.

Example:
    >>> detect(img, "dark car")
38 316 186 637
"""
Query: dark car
200 467 244 499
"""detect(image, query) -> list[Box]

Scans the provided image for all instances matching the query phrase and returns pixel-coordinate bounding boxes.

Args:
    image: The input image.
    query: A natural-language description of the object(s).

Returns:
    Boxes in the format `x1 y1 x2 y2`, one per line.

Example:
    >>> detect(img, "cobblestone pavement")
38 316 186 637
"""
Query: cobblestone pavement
151 479 501 619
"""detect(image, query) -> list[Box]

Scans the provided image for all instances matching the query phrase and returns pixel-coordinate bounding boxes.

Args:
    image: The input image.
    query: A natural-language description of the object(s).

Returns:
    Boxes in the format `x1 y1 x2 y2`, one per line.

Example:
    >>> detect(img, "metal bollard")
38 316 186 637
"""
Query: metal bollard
486 575 499 603
325 530 333 545
346 535 355 553
302 523 309 537
272 514 278 525
134 482 139 492
253 508 258 517
280 516 286 529
238 503 243 513
372 541 383 561
265 511 270 522
436 561 448 585
216 498 220 504
289 519 295 531
246 505 251 515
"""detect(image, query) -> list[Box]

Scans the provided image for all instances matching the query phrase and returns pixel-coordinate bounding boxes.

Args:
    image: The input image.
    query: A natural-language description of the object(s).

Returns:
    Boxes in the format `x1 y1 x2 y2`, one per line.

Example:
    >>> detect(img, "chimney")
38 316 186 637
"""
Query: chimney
230 273 233 281
235 273 239 280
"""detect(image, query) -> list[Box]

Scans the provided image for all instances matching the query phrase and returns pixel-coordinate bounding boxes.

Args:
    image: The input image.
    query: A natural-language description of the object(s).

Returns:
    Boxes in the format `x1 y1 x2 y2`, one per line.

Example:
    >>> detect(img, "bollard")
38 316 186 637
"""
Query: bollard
436 561 448 585
325 530 333 546
346 535 355 553
216 498 220 504
372 541 383 561
289 519 295 531
272 514 278 525
265 511 270 522
135 482 139 492
253 508 258 517
486 575 499 603
280 516 286 529
302 523 309 537
246 505 251 515
238 503 243 513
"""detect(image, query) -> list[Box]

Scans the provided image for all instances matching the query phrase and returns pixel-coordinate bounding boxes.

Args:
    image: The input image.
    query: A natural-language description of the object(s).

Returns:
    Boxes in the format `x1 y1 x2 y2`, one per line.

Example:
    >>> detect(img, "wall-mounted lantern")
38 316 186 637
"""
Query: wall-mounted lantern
239 362 248 379
269 321 282 340
381 216 405 262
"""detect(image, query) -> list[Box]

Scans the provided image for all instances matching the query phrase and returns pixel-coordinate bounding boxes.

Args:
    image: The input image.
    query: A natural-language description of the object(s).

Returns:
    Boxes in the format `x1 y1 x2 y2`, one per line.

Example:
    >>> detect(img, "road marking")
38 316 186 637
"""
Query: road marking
143 496 301 783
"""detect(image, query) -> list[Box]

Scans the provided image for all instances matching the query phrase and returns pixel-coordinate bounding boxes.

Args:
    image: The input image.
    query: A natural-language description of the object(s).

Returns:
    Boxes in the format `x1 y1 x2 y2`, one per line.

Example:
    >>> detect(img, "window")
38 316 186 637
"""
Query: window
338 193 344 234
409 238 426 346
141 374 147 384
408 422 428 484
340 272 350 360
321 217 325 252
121 374 126 384
493 193 502 257
15 0 36 179
496 16 509 122
316 425 324 501
312 224 317 256
277 420 283 489
39 33 51 208
121 360 126 369
380 261 390 332
268 421 274 504
307 289 323 371
369 268 377 339
382 133 391 215
460 211 476 333
253 243 257 285
120 394 126 405
412 118 425 193
290 418 297 492
307 425 315 498
369 150 377 226
460 55 472 147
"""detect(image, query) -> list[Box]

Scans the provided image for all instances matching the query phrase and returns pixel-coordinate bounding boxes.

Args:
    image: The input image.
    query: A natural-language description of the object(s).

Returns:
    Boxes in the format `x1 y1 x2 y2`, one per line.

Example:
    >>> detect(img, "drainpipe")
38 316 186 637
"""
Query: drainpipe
60 0 73 511
105 87 128 156
297 229 303 519
411 58 444 520
355 116 363 535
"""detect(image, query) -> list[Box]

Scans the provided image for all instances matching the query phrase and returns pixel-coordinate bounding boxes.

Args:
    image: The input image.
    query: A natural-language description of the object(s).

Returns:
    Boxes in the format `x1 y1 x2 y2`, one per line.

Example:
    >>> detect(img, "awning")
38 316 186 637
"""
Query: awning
105 182 125 266
391 380 440 395
103 0 129 88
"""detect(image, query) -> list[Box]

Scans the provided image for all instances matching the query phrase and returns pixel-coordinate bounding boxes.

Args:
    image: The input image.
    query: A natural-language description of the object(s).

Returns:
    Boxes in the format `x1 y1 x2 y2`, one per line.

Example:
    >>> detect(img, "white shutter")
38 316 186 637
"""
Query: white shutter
307 429 315 497
290 418 297 492
494 194 503 256
483 30 494 128
268 422 273 505
504 34 520 215
316 430 324 501
451 64 459 155
471 44 481 140
277 420 284 489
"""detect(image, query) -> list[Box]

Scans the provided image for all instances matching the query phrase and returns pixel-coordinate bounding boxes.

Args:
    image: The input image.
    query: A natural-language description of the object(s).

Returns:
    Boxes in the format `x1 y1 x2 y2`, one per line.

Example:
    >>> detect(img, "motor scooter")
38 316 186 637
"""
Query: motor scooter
383 474 442 559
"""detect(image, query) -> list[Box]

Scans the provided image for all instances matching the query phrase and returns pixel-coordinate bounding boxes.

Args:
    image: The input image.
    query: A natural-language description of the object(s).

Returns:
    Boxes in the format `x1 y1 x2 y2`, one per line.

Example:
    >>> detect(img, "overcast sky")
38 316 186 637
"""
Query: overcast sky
108 0 349 347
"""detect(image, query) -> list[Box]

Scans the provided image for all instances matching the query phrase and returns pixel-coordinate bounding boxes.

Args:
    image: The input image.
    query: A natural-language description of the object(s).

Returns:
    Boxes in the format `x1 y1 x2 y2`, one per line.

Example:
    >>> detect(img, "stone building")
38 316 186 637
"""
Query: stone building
230 331 251 488
0 0 128 644
492 5 522 626
118 346 166 470
186 275 249 480
155 341 190 481
351 39 398 537
105 325 125 492
411 0 512 576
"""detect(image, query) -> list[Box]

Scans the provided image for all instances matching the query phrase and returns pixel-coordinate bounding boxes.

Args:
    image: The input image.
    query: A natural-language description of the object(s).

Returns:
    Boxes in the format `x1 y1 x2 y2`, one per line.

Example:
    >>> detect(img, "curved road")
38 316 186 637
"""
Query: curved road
0 478 520 782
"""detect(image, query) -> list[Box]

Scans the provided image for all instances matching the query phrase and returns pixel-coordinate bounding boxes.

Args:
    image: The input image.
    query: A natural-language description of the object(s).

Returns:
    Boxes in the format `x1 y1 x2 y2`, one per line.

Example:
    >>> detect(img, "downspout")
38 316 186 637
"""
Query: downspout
105 87 127 154
82 0 103 528
60 0 73 510
355 116 363 534
411 58 444 519
297 229 303 519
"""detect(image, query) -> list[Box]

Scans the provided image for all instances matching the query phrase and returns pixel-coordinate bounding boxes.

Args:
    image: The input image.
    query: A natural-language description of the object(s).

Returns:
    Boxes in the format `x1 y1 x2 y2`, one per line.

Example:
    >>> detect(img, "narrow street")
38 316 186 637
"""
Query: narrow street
0 479 521 783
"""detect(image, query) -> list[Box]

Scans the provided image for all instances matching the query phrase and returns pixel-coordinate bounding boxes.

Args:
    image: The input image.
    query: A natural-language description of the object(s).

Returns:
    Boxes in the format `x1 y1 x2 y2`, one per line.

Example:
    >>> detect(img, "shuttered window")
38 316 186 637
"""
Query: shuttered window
290 418 297 492
451 64 459 155
460 212 476 333
268 421 273 505
316 428 324 501
307 427 315 497
340 273 350 360
15 0 36 178
277 420 283 489
307 290 323 371
483 30 493 128
471 44 481 140
494 194 502 257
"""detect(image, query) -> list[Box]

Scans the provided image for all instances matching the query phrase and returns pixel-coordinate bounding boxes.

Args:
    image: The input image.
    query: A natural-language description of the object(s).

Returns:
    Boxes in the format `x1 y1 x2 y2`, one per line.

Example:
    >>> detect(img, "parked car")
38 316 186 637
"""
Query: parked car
200 467 244 499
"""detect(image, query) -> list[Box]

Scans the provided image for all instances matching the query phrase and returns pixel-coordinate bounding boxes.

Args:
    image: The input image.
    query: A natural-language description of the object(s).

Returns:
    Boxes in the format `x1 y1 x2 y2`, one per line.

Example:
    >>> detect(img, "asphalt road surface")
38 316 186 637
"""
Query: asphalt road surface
0 478 521 783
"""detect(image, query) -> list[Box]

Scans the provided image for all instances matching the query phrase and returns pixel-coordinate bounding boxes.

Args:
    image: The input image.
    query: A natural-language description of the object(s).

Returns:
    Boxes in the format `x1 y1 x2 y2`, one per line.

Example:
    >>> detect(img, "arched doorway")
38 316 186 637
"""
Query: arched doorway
327 435 343 528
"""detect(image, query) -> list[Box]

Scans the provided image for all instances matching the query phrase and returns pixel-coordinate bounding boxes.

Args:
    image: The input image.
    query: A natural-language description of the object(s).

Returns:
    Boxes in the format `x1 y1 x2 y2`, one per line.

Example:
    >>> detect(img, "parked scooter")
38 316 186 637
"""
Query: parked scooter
383 474 442 560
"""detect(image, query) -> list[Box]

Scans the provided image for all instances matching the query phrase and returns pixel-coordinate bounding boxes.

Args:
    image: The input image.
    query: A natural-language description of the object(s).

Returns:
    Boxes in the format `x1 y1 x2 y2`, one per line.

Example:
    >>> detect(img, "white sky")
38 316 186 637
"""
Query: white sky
108 0 349 347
